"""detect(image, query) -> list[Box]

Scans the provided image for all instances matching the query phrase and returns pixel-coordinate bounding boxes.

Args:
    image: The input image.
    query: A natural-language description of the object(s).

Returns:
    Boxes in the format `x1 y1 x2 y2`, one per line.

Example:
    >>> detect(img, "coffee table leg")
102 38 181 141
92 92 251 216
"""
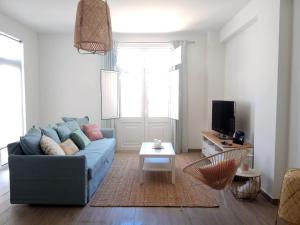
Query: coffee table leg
139 156 144 184
171 157 175 184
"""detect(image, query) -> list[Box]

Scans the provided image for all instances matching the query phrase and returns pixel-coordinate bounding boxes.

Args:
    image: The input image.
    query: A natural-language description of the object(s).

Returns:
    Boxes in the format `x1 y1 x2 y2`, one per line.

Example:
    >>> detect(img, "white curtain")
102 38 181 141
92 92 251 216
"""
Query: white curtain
101 40 119 128
170 40 189 153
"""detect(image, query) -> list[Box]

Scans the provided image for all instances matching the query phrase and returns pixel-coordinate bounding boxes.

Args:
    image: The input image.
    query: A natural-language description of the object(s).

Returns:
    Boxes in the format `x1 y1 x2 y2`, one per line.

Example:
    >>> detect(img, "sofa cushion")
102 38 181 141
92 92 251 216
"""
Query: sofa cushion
62 116 89 127
41 127 61 144
20 127 44 155
82 124 103 141
59 139 79 155
74 138 116 179
65 121 81 132
70 129 91 149
40 135 66 156
55 124 72 142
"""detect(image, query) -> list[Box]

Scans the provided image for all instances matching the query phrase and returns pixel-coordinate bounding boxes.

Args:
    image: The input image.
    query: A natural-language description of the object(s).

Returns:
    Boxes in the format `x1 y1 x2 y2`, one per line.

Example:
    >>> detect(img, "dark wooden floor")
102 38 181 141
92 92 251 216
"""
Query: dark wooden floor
0 163 281 225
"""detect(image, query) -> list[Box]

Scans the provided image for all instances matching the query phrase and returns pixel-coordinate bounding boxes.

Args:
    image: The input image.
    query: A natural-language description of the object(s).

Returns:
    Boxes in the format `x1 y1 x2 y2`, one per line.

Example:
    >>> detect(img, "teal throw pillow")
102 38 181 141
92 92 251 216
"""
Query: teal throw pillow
55 125 72 142
20 127 44 155
41 127 61 143
70 129 91 149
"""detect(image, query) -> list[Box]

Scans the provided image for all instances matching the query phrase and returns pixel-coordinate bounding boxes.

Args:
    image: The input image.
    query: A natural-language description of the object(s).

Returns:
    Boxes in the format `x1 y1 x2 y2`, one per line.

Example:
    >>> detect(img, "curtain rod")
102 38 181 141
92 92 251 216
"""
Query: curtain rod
118 41 195 44
0 32 22 43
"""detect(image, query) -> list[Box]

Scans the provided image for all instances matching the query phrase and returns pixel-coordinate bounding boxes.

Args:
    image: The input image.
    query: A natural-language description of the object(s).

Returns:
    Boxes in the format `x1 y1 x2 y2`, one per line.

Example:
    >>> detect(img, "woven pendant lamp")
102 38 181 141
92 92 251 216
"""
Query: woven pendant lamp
74 0 112 54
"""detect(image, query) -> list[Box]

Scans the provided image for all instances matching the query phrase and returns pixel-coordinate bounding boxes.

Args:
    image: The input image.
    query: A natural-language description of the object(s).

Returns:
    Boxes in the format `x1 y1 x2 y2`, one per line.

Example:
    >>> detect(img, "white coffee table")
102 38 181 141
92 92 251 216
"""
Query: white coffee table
139 142 176 184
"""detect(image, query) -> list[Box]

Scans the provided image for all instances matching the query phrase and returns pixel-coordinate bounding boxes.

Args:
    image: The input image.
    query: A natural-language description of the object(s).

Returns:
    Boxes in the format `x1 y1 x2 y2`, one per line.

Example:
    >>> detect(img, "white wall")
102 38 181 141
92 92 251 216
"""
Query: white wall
0 12 40 130
205 32 225 130
274 0 293 196
38 34 101 126
221 0 292 198
288 0 300 168
223 21 258 143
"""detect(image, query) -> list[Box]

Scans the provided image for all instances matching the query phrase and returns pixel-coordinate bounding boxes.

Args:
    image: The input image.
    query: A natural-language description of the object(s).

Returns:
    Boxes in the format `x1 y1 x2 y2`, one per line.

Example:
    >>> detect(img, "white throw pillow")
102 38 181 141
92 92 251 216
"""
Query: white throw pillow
40 135 65 155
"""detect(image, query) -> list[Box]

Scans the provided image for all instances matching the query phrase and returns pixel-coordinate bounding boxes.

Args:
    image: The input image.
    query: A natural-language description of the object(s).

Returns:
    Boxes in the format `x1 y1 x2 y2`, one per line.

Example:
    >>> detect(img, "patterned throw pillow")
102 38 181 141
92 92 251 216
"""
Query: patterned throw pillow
70 129 91 149
59 139 79 155
40 135 65 155
82 124 103 141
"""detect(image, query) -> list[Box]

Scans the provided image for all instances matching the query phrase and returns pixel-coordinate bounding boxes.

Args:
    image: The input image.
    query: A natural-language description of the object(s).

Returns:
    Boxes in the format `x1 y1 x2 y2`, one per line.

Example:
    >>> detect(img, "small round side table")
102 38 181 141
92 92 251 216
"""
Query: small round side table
231 168 261 200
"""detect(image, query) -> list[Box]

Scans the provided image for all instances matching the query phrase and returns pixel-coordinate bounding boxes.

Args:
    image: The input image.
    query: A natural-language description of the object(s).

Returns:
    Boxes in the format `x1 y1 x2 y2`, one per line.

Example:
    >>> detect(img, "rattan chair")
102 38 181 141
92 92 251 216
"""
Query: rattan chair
182 148 250 205
276 169 300 225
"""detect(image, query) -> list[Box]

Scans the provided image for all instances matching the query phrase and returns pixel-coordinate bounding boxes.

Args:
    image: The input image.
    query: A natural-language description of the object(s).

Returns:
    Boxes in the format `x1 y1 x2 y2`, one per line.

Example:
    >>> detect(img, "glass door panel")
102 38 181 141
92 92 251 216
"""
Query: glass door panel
120 72 144 118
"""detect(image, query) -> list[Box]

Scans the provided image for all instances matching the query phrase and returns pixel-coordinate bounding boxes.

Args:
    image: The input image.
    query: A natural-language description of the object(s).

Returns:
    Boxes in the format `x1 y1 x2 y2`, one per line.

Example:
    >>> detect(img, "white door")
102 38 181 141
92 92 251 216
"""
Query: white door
116 44 172 151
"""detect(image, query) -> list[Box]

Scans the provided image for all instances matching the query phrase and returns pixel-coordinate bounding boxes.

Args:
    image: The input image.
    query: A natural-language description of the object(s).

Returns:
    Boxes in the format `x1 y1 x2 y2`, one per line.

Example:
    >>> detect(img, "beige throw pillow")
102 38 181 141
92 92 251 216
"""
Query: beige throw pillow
40 135 65 155
59 139 79 155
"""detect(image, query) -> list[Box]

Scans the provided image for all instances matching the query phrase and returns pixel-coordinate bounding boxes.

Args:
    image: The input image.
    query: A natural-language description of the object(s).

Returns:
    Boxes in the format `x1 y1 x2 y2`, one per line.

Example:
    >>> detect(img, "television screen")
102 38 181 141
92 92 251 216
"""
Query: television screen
212 100 235 137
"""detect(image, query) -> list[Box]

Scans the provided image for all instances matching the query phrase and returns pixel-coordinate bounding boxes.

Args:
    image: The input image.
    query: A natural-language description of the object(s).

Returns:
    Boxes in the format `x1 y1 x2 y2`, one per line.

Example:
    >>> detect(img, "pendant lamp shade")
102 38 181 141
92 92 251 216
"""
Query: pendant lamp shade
74 0 112 54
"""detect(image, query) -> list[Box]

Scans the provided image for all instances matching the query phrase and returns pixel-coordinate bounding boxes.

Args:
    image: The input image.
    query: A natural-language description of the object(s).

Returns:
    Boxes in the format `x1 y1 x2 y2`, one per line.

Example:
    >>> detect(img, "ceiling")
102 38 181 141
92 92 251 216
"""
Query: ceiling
0 0 249 34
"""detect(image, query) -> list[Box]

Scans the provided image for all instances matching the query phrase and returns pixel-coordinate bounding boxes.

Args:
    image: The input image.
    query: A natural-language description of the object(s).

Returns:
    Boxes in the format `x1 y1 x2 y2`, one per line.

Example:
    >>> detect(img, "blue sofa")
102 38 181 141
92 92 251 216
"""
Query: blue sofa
8 128 116 205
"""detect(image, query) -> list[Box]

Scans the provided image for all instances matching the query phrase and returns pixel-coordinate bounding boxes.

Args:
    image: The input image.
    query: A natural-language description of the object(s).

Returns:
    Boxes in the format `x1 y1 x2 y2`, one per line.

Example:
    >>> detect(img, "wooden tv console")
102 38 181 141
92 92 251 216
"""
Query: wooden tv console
201 131 254 165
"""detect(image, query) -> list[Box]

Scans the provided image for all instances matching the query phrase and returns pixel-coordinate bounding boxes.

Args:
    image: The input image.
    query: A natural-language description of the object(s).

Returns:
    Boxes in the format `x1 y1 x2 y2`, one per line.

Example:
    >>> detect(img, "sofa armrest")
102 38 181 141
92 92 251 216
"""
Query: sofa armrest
7 141 24 155
9 155 87 205
101 128 115 138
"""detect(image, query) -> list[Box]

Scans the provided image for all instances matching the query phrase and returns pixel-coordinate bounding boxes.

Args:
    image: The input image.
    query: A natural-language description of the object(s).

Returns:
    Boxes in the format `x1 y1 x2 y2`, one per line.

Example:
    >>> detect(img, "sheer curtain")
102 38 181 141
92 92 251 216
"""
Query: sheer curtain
170 40 189 153
0 34 25 165
101 40 119 128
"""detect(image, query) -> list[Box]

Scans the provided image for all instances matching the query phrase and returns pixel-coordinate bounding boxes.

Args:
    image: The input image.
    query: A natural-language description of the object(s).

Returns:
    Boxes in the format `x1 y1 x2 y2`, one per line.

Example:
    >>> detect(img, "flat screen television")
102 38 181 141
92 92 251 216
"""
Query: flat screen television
212 100 235 137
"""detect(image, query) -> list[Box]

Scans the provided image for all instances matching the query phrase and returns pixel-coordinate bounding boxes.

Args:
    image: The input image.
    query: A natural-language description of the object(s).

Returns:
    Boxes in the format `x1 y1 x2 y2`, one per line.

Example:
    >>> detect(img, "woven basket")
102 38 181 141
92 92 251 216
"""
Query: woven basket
231 175 261 199
74 0 112 54
278 169 300 225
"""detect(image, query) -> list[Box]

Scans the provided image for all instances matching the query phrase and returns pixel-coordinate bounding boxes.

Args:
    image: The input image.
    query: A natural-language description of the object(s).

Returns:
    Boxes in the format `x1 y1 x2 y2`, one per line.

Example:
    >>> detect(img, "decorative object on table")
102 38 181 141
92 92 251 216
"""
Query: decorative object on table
276 168 300 225
233 130 245 145
153 139 162 149
183 148 249 204
231 168 261 199
74 0 112 54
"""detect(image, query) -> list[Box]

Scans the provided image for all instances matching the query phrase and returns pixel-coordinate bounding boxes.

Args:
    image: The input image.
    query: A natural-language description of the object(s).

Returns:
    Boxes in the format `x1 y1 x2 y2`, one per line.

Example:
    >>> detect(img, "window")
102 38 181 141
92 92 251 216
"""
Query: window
0 34 25 166
117 44 172 118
